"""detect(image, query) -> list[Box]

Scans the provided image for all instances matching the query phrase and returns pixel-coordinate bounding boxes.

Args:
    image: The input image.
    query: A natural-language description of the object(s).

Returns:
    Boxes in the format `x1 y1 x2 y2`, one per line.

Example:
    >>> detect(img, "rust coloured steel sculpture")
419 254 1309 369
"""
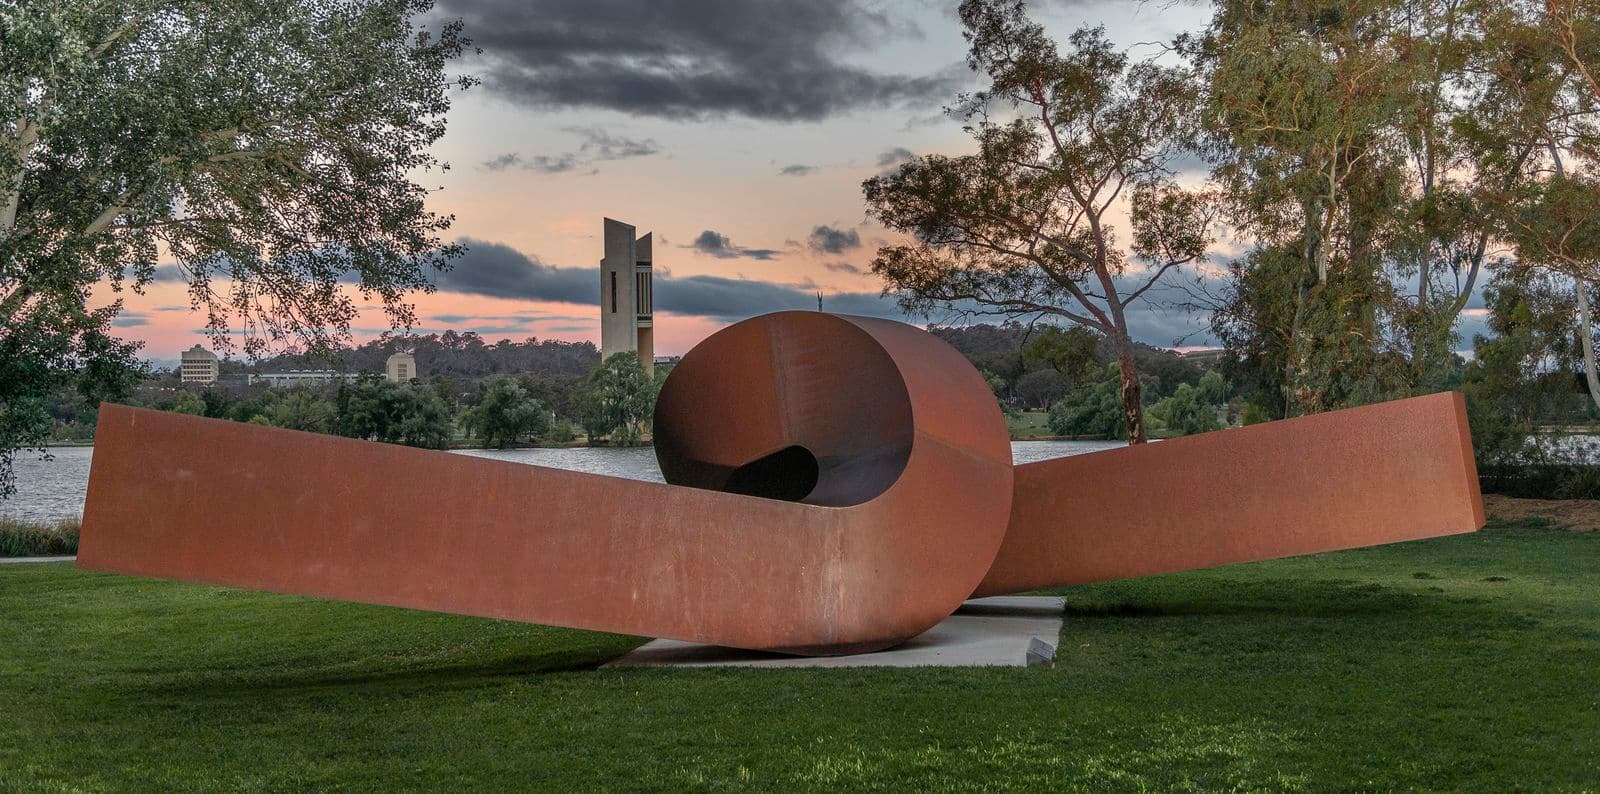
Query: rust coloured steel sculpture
78 312 1485 656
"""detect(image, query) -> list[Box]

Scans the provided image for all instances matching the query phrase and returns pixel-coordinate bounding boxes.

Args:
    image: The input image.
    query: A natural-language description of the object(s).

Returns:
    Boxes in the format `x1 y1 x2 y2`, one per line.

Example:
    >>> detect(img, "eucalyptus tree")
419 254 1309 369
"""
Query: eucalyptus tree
1481 0 1600 409
1538 0 1600 409
1190 0 1421 416
863 0 1215 443
1192 0 1597 417
0 0 471 495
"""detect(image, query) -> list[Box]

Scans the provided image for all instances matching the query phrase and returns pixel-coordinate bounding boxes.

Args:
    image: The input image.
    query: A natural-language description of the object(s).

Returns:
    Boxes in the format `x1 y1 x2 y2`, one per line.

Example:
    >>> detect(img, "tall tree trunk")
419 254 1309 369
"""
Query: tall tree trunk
1111 329 1147 445
1283 281 1311 418
1576 276 1600 413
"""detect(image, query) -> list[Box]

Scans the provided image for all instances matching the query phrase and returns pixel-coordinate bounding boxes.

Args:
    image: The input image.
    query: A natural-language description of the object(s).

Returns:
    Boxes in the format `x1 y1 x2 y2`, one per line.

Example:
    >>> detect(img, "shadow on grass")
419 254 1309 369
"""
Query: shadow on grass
1059 577 1497 621
132 641 646 697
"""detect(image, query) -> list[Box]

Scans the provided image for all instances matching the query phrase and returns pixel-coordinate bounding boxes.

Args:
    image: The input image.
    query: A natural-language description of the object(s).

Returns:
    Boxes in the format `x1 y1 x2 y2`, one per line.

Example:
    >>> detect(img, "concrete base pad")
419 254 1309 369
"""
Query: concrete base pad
607 596 1065 669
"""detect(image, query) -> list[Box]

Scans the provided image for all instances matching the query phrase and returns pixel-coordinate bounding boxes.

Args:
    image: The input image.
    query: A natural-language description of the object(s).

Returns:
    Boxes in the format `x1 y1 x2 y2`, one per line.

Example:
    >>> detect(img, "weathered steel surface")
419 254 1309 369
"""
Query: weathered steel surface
78 313 1014 655
974 391 1483 596
77 312 1485 657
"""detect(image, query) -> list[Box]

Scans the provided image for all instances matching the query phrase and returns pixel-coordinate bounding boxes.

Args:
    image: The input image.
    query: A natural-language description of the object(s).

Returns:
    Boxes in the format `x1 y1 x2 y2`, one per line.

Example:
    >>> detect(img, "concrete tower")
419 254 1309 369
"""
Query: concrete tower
600 218 654 374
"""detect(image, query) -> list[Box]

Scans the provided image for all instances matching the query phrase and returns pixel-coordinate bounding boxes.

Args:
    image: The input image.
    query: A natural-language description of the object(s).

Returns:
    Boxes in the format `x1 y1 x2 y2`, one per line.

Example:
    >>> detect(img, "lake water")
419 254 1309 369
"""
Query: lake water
1 440 1126 523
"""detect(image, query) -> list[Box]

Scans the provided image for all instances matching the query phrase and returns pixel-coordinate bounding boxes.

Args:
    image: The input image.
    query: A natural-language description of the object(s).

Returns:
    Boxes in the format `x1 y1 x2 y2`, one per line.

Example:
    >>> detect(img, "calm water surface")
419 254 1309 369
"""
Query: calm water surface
2 440 1123 523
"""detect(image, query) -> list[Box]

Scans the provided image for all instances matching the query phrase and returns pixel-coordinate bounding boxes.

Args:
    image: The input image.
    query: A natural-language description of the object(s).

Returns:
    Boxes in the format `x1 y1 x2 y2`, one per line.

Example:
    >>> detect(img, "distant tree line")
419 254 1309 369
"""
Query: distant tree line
241 331 600 381
43 343 663 451
931 322 1233 439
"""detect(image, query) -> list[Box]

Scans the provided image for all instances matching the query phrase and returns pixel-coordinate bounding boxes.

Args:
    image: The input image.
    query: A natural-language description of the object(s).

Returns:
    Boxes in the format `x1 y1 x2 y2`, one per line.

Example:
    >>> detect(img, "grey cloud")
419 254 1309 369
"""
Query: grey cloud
779 164 819 176
875 147 916 168
432 241 1219 347
431 240 596 303
437 239 902 321
807 225 861 255
480 128 659 175
478 151 587 174
431 312 596 325
446 0 959 121
567 127 660 160
112 312 149 327
526 153 584 173
480 152 525 172
824 261 865 275
655 278 899 321
1122 304 1218 348
687 230 780 260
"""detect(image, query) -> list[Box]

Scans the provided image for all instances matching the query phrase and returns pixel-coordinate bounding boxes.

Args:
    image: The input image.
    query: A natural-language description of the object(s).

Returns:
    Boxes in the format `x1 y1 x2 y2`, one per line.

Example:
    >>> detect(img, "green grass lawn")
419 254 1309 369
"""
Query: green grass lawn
2 519 1597 791
1007 410 1054 438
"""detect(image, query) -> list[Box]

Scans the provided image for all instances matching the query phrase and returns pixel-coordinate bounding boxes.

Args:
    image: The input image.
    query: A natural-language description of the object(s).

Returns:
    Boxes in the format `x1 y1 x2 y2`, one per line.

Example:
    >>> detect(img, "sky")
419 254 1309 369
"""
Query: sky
110 0 1490 362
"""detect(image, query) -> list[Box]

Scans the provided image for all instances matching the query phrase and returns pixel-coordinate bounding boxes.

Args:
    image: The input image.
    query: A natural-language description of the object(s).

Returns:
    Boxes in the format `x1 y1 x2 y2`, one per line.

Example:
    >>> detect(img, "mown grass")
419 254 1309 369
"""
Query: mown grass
1007 410 1054 438
1 518 1596 791
0 516 79 557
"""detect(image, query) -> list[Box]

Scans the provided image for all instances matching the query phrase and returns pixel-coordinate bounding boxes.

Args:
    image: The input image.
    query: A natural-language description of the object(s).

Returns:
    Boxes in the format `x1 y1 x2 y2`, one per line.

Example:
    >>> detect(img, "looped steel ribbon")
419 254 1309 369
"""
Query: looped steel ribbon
79 312 1483 655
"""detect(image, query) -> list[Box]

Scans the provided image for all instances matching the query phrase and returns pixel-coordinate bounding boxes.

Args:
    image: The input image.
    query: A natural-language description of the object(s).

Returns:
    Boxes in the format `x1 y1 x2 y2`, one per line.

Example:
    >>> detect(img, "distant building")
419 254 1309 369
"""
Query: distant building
386 352 417 383
179 345 218 385
249 370 359 389
600 218 654 374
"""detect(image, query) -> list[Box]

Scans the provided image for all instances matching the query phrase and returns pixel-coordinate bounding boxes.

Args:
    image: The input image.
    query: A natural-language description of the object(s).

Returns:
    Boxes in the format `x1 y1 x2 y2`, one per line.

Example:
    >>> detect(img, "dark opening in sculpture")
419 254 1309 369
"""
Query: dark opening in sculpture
76 312 1485 656
720 446 820 503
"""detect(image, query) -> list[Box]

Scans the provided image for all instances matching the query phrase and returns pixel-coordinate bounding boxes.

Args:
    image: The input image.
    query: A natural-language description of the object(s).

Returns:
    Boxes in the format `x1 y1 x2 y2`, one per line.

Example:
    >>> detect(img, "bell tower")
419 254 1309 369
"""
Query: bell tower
600 218 654 374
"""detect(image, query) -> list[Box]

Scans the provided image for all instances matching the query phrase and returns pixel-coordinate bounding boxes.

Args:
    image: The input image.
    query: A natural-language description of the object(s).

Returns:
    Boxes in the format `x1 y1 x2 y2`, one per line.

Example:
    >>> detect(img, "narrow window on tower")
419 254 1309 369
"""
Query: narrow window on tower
610 272 617 313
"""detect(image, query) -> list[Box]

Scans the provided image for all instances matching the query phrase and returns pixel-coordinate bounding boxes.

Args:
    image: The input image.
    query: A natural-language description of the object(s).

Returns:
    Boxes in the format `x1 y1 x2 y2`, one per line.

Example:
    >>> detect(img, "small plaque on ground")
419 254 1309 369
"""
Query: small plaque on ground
607 596 1065 669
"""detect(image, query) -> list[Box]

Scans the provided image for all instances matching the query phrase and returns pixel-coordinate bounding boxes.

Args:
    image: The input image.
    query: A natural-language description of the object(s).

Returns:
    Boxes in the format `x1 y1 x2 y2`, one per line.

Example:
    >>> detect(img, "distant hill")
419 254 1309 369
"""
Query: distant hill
223 331 601 381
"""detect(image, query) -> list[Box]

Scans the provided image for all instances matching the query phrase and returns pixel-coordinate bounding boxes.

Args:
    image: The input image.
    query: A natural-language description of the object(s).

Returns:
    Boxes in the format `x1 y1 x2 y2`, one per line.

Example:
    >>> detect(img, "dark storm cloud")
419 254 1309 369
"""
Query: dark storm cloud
432 240 597 303
445 0 960 121
687 230 780 260
779 164 819 176
807 225 861 255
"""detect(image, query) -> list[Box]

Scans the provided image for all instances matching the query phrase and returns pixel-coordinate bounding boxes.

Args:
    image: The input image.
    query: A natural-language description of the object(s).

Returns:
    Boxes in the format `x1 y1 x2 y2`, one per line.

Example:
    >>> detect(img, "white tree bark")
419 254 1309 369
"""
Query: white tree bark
0 117 39 237
1577 277 1600 413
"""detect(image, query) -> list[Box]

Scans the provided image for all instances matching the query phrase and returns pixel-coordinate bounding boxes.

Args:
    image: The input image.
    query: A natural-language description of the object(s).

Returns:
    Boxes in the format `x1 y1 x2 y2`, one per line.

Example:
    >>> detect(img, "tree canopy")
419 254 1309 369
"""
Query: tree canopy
0 0 471 494
464 377 550 449
864 0 1215 443
580 352 656 446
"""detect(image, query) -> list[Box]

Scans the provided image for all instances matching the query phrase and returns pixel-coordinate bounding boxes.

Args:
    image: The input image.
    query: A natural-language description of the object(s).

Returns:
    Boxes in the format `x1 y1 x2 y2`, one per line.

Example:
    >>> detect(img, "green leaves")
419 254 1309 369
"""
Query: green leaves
580 353 656 447
466 377 551 450
334 375 452 449
865 1 1214 444
0 0 471 491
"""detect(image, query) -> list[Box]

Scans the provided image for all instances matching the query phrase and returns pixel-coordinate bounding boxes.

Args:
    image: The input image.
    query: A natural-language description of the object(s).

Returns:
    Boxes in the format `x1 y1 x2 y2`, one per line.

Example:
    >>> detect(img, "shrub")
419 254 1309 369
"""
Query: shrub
1554 465 1600 500
545 420 578 444
1479 464 1600 500
0 517 80 557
